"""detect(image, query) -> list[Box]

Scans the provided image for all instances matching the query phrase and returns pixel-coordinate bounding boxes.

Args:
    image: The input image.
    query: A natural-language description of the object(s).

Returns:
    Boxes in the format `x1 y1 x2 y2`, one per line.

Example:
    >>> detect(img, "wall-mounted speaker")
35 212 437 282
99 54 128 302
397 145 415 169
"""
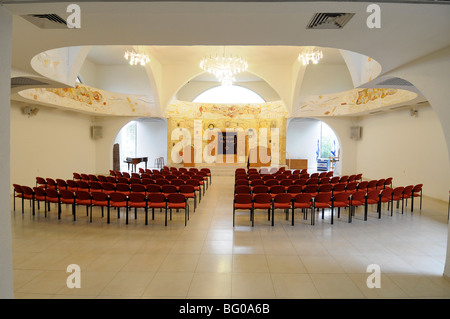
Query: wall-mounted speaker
350 126 362 140
90 125 103 139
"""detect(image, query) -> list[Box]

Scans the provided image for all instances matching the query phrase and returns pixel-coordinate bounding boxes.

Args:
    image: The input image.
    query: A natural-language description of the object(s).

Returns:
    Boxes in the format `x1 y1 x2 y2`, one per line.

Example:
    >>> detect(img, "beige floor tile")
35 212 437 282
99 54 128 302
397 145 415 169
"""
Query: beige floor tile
187 272 232 297
160 254 200 272
232 254 269 273
196 254 233 273
231 273 275 298
310 274 366 298
271 273 320 298
266 255 307 273
98 271 155 297
142 271 194 297
300 255 346 273
121 254 166 272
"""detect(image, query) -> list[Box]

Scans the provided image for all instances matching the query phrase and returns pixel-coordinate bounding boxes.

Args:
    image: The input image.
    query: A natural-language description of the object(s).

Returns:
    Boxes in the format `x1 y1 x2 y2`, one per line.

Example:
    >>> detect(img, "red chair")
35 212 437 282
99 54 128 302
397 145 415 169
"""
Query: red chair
179 185 197 211
279 179 293 191
291 193 313 225
186 179 202 201
233 194 254 227
56 179 68 190
76 180 90 192
265 179 279 187
286 185 303 197
269 185 285 199
272 193 292 226
332 192 351 223
329 176 340 186
45 188 60 216
147 193 167 225
318 184 333 195
59 190 76 220
200 168 212 184
252 193 272 226
384 177 393 188
345 182 358 195
365 190 381 219
130 183 146 195
109 192 128 222
367 180 378 192
411 184 423 212
33 187 47 216
146 184 162 194
252 185 269 197
90 191 109 222
171 179 185 190
36 177 47 189
21 186 36 215
357 181 368 192
401 185 414 213
303 184 318 197
235 185 251 194
167 193 189 226
355 173 363 181
350 191 366 221
89 181 103 193
379 187 394 216
46 178 57 190
12 184 23 212
116 183 131 196
391 187 405 214
128 193 148 225
332 183 346 195
376 179 386 190
312 193 332 225
162 185 178 197
73 173 82 181
102 182 116 195
75 190 92 219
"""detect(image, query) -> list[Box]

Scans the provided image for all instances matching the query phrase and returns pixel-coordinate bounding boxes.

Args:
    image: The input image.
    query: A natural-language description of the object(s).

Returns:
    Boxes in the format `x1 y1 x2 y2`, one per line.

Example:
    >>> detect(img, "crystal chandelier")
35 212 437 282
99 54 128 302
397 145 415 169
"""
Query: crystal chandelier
298 47 323 66
200 55 248 86
124 49 150 66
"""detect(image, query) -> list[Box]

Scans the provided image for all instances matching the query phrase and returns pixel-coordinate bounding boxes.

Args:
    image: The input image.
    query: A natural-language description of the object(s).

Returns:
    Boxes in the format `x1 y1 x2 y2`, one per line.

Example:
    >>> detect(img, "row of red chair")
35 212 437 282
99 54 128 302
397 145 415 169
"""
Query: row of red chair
13 184 192 226
233 182 423 227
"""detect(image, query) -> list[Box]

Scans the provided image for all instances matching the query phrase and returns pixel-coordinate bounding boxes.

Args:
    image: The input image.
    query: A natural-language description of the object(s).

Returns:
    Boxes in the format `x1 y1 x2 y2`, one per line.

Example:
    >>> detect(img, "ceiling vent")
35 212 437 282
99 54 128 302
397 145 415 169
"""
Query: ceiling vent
376 77 414 87
11 77 48 88
307 13 355 29
21 14 68 29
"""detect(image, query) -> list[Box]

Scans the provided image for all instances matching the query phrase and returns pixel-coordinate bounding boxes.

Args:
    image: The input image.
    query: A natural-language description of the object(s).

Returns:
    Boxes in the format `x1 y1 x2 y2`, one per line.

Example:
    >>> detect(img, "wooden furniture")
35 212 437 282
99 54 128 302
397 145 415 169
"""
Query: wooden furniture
124 157 148 172
286 159 308 170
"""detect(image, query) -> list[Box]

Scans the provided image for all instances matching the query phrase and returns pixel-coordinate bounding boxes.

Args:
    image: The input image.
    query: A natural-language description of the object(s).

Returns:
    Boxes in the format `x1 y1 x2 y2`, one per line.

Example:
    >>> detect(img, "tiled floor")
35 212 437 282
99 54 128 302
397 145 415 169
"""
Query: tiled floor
11 175 450 299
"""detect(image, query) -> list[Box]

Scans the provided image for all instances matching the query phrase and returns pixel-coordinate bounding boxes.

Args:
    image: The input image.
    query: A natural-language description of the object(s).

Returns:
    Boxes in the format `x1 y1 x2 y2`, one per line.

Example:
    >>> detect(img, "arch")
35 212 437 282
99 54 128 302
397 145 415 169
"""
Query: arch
286 118 341 174
113 117 168 172
192 85 265 104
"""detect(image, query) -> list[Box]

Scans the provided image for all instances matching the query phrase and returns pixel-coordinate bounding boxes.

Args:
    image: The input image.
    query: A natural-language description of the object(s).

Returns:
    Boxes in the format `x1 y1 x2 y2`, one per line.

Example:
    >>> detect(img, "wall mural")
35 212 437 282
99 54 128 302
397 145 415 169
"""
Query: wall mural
165 100 288 165
18 83 158 117
294 88 418 117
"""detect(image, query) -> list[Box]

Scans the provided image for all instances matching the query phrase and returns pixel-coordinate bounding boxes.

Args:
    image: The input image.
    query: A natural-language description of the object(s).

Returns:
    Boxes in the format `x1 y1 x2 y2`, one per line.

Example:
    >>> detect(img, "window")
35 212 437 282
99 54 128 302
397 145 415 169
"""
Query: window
319 122 339 159
193 85 265 104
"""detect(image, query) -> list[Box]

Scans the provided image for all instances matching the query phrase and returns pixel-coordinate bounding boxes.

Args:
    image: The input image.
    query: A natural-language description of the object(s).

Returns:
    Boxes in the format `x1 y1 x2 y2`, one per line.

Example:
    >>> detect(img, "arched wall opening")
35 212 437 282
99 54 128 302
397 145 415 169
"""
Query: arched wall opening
113 117 167 172
286 118 341 174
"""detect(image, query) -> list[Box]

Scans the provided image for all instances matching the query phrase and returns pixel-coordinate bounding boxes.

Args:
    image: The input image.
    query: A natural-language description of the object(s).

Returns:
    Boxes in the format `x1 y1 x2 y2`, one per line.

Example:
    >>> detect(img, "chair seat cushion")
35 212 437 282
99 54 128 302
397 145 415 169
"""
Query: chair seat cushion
92 200 108 206
148 202 166 208
234 203 253 209
168 203 186 209
273 203 291 209
254 203 271 209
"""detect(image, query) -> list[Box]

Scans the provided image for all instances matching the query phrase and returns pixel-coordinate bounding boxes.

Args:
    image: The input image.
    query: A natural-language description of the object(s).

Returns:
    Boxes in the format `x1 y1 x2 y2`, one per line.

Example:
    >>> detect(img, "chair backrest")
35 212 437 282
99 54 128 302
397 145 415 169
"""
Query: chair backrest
146 184 162 193
351 190 366 202
116 183 130 192
367 189 380 200
333 192 350 202
45 188 59 198
179 185 195 193
294 193 312 203
265 179 279 187
346 182 358 191
60 189 75 200
307 178 319 185
315 193 332 203
273 193 292 203
380 187 394 198
250 179 264 186
109 192 127 202
77 180 90 189
403 185 414 194
129 192 146 203
318 184 333 193
162 185 178 193
236 179 249 186
90 181 103 190
186 179 200 186
332 183 346 192
91 191 108 201
33 186 46 196
270 185 285 194
167 193 186 203
171 179 185 186
413 184 423 192
253 193 272 203
392 187 404 196
279 179 292 186
142 178 155 185
131 183 146 193
147 193 166 203
102 182 115 191
234 194 253 204
155 179 169 186
75 190 92 200
287 185 303 194
252 185 269 194
22 185 34 196
235 185 251 194
303 185 318 193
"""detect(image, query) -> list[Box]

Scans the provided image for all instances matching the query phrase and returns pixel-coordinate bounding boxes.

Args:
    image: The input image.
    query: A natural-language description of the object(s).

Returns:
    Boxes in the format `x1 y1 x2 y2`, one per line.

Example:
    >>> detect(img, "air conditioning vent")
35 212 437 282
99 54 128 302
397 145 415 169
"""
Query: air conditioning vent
11 77 48 88
21 14 68 29
376 77 414 87
307 13 355 29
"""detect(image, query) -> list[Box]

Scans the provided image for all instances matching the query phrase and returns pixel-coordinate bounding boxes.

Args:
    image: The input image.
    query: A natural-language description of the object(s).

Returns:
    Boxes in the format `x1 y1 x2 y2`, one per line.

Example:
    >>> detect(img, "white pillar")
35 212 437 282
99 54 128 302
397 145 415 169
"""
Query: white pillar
0 5 14 298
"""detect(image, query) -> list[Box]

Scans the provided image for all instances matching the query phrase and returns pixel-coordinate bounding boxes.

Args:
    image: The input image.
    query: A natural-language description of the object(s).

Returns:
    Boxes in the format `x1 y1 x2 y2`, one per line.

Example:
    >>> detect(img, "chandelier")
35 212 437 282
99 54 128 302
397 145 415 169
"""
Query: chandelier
200 55 248 86
124 49 150 66
298 47 323 66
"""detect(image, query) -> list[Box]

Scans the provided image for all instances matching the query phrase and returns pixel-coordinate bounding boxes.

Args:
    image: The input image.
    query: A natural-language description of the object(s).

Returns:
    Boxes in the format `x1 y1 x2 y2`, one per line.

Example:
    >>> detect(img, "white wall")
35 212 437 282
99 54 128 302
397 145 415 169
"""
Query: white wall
355 106 450 201
0 5 13 299
299 64 353 98
286 118 321 172
10 102 97 188
136 118 167 169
